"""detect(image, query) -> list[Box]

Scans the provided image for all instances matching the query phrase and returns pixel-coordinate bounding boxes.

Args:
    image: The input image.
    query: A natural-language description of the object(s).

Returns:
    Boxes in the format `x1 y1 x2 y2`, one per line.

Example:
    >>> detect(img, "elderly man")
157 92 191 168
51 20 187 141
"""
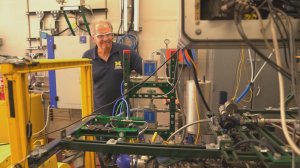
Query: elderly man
82 20 142 115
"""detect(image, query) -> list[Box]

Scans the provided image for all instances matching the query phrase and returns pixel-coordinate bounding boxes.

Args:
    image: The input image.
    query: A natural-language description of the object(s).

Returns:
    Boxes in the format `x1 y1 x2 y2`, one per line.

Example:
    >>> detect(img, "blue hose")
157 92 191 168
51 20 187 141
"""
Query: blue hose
235 83 253 103
182 49 192 66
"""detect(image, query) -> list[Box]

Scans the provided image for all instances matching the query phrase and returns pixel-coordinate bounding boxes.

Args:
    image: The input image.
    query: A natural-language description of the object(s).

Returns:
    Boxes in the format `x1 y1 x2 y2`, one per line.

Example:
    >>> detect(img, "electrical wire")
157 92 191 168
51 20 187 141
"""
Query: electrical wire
117 33 138 50
271 123 300 139
248 49 254 81
231 139 277 153
32 105 50 136
138 122 148 136
238 54 255 104
270 1 300 129
53 27 69 36
232 49 245 101
154 62 183 98
166 118 212 142
281 0 300 9
252 51 274 82
121 80 130 118
75 13 88 32
234 4 292 80
186 49 211 111
235 51 274 103
270 14 300 155
194 93 201 144
274 8 300 120
35 114 95 138
251 5 273 54
112 81 129 118
268 5 291 68
115 101 124 116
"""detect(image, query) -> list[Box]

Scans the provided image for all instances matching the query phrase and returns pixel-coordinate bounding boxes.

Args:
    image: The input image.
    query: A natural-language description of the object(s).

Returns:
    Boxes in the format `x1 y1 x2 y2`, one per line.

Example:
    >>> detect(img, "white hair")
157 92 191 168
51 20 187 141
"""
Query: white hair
90 20 113 35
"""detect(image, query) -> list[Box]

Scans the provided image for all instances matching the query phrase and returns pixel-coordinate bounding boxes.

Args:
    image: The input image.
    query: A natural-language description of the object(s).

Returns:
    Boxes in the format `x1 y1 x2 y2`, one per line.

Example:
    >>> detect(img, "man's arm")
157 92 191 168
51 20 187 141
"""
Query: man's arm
130 50 142 75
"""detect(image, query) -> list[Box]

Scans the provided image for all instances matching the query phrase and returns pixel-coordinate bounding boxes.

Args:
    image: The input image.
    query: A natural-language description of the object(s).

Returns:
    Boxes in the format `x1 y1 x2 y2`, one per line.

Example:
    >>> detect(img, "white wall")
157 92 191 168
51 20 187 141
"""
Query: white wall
0 0 28 56
0 0 179 59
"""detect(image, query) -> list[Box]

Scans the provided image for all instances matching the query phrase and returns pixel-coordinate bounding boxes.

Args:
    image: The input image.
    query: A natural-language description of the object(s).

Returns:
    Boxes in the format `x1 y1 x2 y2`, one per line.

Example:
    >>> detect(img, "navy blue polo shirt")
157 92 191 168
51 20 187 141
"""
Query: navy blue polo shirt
82 42 142 115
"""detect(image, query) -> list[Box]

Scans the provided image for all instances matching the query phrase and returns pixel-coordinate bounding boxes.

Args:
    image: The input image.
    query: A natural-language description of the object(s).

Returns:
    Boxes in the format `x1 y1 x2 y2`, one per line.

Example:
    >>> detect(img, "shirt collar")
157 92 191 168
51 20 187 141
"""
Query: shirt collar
92 43 122 60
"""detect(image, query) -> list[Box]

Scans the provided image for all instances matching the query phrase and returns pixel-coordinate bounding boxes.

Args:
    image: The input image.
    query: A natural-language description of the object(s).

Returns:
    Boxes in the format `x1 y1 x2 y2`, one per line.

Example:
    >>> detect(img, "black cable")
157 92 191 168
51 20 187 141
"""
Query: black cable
231 139 277 153
272 4 300 122
234 5 292 80
187 49 211 112
127 0 134 32
267 3 300 118
35 114 95 138
53 27 69 36
75 13 88 32
272 13 290 68
28 65 32 128
145 156 156 167
267 2 291 68
281 0 300 9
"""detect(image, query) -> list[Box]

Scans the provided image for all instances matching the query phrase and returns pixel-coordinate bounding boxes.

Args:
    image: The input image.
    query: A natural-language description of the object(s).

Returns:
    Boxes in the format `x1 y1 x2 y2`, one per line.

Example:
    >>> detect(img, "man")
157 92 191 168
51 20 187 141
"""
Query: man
82 20 142 115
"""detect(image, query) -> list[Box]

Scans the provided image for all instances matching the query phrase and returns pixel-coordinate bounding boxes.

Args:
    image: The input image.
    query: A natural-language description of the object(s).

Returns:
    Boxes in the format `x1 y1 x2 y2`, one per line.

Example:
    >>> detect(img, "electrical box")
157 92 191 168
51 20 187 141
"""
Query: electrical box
51 36 93 109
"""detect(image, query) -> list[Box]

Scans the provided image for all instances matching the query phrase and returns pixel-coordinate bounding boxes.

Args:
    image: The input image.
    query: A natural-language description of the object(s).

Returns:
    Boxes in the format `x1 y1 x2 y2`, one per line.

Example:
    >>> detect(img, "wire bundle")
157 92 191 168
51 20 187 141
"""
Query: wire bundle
112 80 130 118
117 33 138 50
234 0 300 156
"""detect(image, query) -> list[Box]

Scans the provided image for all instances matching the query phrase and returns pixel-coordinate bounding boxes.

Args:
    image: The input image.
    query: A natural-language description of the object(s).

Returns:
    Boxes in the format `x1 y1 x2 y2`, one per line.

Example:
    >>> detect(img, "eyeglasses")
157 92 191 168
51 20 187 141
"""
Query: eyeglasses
94 32 114 40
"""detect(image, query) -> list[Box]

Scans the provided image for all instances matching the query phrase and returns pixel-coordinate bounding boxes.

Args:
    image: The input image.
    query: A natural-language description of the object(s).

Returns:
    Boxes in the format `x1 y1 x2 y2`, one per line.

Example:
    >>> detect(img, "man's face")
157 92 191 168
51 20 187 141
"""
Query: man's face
92 24 113 50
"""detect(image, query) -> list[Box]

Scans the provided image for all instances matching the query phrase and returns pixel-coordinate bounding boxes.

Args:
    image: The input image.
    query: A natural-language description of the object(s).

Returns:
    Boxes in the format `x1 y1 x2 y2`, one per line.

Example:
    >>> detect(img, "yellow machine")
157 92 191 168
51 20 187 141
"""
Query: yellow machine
0 59 94 168
0 101 9 143
0 94 46 167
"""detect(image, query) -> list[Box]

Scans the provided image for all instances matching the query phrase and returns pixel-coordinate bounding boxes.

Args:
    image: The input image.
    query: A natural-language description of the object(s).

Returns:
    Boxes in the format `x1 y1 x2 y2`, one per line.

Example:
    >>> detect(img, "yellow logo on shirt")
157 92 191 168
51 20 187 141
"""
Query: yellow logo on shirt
115 61 122 69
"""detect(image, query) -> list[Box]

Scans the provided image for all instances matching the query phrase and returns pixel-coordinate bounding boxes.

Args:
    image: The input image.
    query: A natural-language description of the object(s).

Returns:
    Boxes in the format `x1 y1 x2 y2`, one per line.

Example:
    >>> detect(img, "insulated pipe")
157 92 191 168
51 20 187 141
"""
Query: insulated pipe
123 0 128 32
185 80 211 134
133 0 139 31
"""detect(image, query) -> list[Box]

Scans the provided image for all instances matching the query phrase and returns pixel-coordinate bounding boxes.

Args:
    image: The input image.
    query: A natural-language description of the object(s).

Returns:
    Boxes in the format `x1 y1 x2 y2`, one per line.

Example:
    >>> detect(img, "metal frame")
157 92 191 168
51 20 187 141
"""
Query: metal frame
28 113 300 168
123 51 178 139
0 59 95 167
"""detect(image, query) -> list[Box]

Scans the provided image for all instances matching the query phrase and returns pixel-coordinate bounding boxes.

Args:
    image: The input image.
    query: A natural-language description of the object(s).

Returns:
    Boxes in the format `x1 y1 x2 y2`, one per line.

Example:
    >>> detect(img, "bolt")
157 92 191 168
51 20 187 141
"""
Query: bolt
222 134 228 139
195 29 202 35
273 153 281 160
209 143 216 148
119 132 125 138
